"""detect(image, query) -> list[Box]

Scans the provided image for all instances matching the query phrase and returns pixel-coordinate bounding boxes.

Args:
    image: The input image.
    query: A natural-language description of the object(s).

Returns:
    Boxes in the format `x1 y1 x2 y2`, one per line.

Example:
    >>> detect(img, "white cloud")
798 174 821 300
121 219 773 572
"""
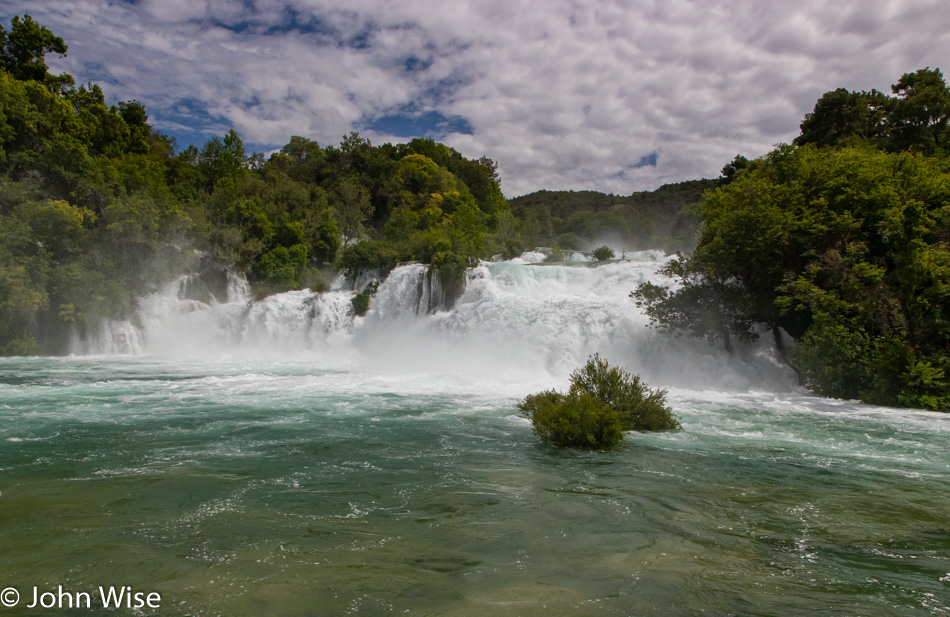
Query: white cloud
4 0 950 196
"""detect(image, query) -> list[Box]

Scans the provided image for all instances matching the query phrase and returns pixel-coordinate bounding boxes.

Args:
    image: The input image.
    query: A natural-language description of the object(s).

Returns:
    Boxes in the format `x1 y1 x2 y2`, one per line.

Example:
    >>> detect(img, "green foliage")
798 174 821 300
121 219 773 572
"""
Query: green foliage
545 243 565 263
428 250 467 293
520 390 624 450
197 129 246 190
591 245 615 261
796 89 891 149
568 354 680 431
0 14 69 86
647 93 950 410
509 180 716 253
274 220 305 247
633 259 757 353
795 67 950 156
351 281 378 317
889 68 950 154
252 244 308 290
792 316 871 399
333 175 372 246
447 197 485 256
519 355 679 449
339 240 400 282
311 209 340 266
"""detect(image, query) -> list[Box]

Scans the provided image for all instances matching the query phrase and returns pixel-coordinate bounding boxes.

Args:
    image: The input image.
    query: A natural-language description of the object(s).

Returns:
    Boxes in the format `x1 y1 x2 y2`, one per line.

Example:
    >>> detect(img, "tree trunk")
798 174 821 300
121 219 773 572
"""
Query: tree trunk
721 326 733 354
771 324 803 385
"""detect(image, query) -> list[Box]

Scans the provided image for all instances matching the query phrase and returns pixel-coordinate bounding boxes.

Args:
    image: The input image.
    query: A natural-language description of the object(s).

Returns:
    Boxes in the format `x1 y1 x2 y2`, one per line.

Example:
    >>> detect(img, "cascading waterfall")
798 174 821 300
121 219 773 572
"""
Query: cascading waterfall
72 251 798 391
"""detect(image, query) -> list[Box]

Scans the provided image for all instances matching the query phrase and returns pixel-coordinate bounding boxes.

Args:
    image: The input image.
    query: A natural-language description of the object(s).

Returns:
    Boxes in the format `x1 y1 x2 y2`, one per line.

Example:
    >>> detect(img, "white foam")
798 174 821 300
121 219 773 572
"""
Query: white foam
71 252 799 392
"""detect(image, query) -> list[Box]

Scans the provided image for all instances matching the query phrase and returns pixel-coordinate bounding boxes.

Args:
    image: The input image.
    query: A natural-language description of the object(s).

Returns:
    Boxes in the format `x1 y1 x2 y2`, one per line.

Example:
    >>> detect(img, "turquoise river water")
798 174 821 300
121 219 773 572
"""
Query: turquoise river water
1 255 948 616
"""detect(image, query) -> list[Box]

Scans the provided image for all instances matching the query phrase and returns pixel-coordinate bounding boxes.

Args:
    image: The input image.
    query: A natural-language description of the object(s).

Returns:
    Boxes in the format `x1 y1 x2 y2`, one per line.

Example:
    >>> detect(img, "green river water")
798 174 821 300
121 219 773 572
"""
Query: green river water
1 356 948 616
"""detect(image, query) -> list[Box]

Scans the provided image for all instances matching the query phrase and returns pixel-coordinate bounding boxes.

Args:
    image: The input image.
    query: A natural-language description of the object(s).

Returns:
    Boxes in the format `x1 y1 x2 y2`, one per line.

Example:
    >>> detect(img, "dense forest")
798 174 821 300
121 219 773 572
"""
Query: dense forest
635 67 950 410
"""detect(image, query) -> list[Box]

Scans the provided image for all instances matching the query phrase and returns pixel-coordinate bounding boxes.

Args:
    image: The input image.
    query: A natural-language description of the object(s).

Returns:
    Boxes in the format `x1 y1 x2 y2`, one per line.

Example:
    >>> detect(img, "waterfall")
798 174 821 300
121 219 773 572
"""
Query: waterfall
71 252 798 391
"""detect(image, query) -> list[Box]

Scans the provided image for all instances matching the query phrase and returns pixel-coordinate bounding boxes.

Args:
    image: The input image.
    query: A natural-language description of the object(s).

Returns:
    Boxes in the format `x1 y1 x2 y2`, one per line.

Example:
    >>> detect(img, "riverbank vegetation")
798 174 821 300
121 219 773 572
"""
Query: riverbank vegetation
635 68 950 411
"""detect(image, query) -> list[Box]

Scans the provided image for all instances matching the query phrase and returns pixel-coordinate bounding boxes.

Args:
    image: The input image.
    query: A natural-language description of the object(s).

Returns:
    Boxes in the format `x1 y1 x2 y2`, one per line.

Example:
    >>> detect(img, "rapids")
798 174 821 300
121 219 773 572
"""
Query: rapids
73 252 796 393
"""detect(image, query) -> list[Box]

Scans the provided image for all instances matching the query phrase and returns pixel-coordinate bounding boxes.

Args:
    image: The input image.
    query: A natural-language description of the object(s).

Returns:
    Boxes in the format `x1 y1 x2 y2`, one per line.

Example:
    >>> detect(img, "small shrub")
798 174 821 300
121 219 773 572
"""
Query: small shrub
351 281 379 317
569 354 679 431
520 390 624 450
519 355 679 449
300 268 329 293
501 239 523 260
591 245 615 261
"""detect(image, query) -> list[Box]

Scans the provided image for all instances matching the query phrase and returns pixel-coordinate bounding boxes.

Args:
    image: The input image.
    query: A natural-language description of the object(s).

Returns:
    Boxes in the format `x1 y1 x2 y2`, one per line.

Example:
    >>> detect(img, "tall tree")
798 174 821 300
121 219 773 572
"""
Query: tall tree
0 15 70 90
888 67 950 154
795 88 890 148
333 176 372 246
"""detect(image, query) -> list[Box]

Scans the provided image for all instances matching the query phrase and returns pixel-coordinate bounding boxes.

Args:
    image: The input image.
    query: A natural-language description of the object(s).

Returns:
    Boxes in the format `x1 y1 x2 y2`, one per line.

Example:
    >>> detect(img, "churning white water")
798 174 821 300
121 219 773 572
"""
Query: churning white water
73 251 797 394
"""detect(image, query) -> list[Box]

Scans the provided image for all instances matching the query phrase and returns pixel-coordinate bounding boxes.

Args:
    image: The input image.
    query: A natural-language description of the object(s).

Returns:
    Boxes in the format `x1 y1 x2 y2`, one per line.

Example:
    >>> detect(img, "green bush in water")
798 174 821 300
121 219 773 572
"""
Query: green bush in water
591 245 615 261
569 354 679 431
519 355 679 449
520 390 624 450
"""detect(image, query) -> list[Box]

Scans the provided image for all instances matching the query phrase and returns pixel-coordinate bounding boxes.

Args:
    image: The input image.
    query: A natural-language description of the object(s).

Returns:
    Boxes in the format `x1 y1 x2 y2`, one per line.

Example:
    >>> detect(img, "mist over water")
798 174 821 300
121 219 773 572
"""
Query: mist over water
75 251 797 395
3 253 948 616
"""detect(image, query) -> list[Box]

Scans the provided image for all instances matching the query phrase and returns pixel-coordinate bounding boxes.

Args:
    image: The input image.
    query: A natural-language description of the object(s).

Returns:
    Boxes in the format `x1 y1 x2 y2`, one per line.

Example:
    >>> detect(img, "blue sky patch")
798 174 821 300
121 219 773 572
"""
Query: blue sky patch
366 110 473 138
633 151 658 168
404 55 433 72
156 98 234 150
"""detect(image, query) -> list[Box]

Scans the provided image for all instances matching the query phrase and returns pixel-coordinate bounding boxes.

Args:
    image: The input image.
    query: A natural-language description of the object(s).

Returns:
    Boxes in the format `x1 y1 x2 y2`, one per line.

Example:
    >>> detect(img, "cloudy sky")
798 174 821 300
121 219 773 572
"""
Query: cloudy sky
4 1 950 196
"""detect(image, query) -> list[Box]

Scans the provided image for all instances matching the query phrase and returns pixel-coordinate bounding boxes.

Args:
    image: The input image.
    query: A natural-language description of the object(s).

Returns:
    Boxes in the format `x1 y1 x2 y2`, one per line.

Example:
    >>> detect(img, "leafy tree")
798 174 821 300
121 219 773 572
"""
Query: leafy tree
446 196 485 257
796 88 890 148
888 67 950 154
339 240 400 282
632 258 756 354
640 141 950 409
311 209 340 265
0 14 69 87
253 244 308 290
197 129 247 189
333 176 372 246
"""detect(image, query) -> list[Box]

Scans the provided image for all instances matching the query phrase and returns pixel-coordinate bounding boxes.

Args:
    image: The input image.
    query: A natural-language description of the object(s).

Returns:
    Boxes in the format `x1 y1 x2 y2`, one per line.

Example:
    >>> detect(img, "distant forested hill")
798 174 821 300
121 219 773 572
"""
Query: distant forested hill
509 179 717 253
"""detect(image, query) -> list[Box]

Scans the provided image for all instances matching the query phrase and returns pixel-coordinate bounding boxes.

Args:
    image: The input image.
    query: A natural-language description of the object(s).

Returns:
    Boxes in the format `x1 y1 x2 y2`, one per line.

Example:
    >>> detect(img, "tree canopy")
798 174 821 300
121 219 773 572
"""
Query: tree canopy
638 68 950 411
